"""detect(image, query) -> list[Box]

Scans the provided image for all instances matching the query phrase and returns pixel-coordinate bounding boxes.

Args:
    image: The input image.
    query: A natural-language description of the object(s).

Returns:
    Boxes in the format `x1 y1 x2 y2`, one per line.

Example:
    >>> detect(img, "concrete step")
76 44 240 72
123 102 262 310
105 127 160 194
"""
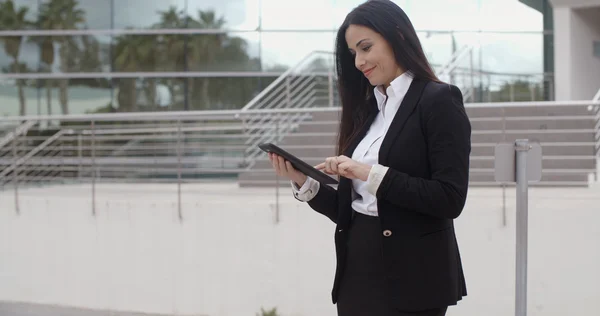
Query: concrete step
277 134 338 147
471 144 596 156
472 131 595 143
238 173 592 187
296 121 340 134
469 157 596 169
465 105 595 118
470 119 596 131
279 132 594 146
469 172 590 183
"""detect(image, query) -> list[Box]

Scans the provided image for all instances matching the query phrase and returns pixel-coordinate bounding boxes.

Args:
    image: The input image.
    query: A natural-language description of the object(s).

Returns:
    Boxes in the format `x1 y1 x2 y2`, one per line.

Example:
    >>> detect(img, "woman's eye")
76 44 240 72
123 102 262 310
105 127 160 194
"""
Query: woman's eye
362 46 371 52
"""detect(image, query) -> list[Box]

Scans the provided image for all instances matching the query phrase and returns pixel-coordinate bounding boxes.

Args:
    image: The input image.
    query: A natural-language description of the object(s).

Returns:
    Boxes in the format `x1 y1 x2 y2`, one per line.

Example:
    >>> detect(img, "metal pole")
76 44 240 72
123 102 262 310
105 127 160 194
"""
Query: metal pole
515 139 531 316
91 120 96 216
177 120 183 221
502 108 507 227
328 69 334 107
12 128 19 215
78 134 82 181
275 116 280 224
469 49 474 102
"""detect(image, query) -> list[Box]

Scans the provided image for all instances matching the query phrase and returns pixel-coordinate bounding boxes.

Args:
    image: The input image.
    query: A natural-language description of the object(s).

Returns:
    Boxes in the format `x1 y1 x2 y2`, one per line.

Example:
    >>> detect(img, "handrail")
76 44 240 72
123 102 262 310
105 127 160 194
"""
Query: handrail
0 120 36 150
240 50 333 111
1 100 598 192
0 129 74 179
2 100 600 123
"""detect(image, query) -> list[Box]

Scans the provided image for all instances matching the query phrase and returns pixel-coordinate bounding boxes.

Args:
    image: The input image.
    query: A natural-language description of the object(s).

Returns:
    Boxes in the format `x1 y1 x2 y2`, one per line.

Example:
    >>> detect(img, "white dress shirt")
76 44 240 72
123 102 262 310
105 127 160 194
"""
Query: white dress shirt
292 71 414 217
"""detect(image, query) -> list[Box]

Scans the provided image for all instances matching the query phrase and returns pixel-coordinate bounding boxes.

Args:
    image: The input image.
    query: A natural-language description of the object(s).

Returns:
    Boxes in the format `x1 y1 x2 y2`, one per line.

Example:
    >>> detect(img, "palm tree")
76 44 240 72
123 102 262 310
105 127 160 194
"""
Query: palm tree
0 0 30 116
113 35 160 111
188 10 226 110
38 0 85 115
156 7 186 108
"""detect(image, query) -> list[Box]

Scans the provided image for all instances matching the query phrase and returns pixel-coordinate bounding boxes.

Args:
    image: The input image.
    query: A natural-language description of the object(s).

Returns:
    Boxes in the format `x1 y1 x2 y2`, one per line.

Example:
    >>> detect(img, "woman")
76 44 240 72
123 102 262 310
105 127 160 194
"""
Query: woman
268 1 471 315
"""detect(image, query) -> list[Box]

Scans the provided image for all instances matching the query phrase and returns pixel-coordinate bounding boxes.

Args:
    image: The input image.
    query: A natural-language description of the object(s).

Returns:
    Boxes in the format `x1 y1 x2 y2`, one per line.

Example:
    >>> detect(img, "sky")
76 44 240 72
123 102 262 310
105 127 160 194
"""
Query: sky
4 0 545 74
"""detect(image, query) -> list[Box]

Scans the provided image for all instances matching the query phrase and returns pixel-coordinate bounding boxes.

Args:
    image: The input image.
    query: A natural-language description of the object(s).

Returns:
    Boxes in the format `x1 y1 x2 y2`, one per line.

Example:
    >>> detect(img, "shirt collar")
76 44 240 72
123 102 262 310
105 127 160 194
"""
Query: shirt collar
373 71 414 111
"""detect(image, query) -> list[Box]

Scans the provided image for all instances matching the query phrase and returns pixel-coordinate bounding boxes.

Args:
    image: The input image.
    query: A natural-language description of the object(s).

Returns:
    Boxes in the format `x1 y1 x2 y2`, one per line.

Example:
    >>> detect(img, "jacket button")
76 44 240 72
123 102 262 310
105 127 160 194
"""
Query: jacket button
383 230 392 237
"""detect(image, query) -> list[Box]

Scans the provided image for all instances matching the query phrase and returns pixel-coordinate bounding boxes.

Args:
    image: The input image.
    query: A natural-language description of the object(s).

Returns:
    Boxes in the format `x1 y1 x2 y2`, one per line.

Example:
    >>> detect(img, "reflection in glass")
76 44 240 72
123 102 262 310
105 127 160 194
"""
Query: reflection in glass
107 76 274 112
0 0 38 30
23 35 111 73
0 78 111 116
112 35 176 72
260 32 335 70
261 0 335 30
187 33 260 72
113 0 186 29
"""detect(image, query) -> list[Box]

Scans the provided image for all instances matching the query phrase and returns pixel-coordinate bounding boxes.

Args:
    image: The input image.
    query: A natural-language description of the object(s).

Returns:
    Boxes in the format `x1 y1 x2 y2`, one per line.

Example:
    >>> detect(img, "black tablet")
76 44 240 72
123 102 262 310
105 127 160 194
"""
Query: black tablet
258 143 339 185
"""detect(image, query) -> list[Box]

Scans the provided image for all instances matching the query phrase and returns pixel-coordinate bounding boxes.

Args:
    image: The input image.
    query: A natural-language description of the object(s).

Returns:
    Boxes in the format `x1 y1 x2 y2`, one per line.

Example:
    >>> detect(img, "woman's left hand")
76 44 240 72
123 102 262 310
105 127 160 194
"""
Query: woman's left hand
315 155 372 181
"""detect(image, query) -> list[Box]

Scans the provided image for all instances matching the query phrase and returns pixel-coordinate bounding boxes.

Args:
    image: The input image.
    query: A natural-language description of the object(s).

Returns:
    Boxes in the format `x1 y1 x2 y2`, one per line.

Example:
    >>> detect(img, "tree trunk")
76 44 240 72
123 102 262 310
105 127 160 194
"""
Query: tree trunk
186 78 194 110
117 79 137 112
145 79 157 109
59 79 68 114
17 79 26 116
46 80 52 116
201 78 210 110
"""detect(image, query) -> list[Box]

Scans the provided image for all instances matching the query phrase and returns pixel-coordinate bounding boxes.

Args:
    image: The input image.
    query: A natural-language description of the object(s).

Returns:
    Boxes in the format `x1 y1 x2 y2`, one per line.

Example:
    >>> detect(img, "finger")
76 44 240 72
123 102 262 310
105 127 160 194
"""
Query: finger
324 157 334 174
338 162 351 177
336 155 350 163
330 157 339 174
315 163 326 170
285 161 297 174
278 156 288 174
272 155 281 175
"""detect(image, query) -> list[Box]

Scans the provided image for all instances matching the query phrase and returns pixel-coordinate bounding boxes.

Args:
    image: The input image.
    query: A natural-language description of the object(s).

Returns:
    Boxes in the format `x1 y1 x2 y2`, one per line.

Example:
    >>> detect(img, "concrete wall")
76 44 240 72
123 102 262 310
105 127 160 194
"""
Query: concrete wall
1 182 600 316
553 5 600 100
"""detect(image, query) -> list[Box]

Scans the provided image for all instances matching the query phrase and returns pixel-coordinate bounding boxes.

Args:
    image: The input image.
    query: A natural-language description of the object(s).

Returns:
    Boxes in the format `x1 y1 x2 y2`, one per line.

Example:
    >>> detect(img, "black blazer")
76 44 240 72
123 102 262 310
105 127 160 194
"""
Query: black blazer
305 78 471 311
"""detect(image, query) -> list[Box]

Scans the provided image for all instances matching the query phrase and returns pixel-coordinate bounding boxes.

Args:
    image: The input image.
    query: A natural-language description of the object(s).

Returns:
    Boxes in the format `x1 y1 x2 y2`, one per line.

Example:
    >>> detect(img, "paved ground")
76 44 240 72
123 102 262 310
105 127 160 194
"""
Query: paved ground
1 181 599 316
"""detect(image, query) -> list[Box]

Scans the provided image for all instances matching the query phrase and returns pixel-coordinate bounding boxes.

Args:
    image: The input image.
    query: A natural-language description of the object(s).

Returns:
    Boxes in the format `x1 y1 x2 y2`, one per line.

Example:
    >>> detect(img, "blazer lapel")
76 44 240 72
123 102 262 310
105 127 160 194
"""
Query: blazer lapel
378 78 428 165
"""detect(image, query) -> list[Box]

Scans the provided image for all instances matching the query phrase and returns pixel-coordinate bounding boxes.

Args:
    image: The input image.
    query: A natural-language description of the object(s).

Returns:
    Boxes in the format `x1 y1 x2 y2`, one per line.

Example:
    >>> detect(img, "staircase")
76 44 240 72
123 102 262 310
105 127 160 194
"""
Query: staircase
238 101 599 187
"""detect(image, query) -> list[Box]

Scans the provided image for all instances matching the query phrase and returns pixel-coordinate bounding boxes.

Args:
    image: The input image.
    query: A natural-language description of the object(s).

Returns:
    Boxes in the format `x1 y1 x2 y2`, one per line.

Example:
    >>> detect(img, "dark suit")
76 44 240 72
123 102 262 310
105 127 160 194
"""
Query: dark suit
305 78 471 312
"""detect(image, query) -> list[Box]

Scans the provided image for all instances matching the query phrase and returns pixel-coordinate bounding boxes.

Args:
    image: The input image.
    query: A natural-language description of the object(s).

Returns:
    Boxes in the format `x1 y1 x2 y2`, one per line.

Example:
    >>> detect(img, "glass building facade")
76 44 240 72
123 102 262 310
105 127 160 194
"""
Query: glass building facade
1 0 551 117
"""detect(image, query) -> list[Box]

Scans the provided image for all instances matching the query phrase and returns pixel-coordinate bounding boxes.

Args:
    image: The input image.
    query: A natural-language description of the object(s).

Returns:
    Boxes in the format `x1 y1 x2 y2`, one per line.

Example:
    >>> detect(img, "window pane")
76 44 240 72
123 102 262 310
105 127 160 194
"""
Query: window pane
187 0 260 30
0 78 112 116
261 0 335 30
112 0 260 30
406 0 481 31
479 0 542 32
113 0 186 29
109 76 272 112
3 35 111 74
39 0 111 30
187 33 260 72
260 32 335 70
186 77 270 110
112 77 183 112
480 33 543 74
418 32 455 70
0 78 39 117
111 35 184 72
5 0 40 27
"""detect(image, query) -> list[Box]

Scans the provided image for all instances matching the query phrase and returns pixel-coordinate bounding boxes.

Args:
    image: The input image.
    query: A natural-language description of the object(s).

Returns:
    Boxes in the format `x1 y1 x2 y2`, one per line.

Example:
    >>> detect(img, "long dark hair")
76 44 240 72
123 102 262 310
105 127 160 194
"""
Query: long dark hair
335 0 440 155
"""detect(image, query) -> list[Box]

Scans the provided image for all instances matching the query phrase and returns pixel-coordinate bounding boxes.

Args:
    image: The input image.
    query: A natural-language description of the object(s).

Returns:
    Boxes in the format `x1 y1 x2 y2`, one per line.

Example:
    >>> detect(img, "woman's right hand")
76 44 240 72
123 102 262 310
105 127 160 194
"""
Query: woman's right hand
268 153 307 187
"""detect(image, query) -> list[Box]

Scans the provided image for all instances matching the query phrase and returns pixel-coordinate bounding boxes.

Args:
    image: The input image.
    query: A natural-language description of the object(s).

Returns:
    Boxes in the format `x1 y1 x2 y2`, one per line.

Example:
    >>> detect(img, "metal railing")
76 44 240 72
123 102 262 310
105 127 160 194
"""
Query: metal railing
0 99 598 183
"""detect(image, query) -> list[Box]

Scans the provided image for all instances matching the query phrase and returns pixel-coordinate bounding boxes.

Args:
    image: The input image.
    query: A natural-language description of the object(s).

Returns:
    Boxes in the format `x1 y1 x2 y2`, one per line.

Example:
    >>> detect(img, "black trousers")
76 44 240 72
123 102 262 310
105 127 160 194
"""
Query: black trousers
336 211 448 316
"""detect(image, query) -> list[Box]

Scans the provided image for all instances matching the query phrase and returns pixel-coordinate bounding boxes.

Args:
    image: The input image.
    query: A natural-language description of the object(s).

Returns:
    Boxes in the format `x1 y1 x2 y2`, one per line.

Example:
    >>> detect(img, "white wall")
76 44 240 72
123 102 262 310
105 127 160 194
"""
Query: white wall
553 5 600 100
572 8 600 99
1 183 600 316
